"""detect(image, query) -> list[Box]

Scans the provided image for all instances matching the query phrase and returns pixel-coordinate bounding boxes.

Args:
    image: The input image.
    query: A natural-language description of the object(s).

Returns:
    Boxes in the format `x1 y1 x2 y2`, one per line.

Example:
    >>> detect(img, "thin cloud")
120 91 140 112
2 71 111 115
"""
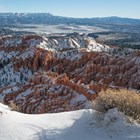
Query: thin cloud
0 5 7 12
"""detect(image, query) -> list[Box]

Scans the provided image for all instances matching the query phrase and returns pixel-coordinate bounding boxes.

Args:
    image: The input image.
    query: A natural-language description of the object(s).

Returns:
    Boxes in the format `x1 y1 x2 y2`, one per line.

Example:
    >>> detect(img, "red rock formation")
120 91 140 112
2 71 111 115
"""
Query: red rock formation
33 49 39 72
0 34 140 114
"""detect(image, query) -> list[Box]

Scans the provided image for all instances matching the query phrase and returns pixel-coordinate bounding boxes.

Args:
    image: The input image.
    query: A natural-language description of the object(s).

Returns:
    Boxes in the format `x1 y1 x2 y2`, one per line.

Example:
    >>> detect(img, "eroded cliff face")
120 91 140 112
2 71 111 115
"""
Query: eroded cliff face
0 33 139 113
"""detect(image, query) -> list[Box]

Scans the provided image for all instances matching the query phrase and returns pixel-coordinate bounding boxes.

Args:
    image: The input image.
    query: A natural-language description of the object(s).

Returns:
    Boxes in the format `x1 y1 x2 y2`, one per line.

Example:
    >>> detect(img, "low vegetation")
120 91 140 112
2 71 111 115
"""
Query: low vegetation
92 88 140 122
9 101 19 112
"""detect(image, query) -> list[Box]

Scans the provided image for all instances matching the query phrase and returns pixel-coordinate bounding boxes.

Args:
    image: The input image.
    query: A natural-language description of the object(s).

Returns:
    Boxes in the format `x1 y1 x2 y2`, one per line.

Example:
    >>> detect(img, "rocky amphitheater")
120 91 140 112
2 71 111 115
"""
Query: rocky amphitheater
0 33 139 113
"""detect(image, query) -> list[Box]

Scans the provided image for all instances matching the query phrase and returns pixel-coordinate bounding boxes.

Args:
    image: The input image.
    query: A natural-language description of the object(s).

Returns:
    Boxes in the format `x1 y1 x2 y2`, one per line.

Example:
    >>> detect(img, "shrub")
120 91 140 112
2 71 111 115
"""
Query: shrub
9 101 19 111
92 88 140 122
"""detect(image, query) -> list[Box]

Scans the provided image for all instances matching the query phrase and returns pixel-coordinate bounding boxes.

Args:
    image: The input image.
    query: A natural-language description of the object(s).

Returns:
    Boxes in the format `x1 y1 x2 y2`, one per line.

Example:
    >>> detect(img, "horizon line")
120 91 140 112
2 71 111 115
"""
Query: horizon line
0 12 140 20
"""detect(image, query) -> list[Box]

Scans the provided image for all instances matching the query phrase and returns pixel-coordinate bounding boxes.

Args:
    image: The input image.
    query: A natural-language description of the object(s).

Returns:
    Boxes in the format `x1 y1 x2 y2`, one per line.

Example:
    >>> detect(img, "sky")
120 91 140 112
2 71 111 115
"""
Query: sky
0 0 140 19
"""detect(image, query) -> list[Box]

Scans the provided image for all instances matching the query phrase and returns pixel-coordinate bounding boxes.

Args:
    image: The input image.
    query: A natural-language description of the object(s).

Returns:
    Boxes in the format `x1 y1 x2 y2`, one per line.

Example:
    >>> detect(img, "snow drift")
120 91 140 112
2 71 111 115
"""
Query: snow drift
0 103 140 140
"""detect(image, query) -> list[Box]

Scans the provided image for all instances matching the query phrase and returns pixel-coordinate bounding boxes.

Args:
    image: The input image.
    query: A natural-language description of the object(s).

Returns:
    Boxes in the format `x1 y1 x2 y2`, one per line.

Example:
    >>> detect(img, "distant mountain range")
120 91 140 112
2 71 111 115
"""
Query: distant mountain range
0 13 140 26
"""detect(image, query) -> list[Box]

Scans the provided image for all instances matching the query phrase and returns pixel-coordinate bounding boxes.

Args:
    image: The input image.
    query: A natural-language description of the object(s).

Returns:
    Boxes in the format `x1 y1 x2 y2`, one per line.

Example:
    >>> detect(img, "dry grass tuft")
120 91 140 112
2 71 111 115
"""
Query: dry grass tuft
9 101 19 111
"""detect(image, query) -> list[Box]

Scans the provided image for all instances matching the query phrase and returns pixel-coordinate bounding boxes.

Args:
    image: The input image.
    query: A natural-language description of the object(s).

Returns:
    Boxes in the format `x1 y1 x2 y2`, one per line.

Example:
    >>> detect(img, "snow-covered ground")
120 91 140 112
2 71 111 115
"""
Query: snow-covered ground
0 103 140 140
8 24 108 34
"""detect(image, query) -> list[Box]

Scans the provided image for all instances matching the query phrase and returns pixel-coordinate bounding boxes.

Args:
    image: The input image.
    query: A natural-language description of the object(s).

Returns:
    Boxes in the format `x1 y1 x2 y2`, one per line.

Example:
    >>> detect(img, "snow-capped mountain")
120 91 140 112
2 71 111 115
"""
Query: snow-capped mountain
1 13 140 26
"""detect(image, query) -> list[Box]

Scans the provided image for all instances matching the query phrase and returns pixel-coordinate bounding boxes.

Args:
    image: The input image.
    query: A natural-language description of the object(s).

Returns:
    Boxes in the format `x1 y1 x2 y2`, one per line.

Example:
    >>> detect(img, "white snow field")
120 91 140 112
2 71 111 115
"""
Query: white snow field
0 103 140 140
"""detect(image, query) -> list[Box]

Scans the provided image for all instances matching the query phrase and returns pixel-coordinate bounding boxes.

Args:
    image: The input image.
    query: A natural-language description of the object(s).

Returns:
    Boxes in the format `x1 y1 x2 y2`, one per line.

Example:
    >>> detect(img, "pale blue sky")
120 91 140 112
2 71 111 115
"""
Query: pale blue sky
0 0 140 19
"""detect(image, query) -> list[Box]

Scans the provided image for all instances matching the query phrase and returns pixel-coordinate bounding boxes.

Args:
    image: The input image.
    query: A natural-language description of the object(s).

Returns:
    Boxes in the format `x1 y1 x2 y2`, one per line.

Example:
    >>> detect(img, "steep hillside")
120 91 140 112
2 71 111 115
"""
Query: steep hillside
0 33 140 113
